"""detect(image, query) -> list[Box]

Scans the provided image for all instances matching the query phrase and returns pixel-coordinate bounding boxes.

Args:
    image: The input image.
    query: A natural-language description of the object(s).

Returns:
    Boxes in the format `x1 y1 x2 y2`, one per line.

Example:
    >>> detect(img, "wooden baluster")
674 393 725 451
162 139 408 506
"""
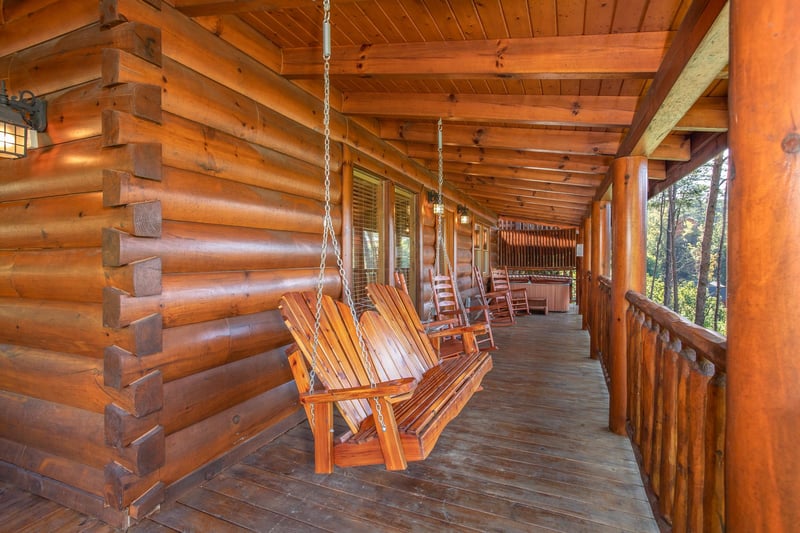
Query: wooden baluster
655 339 679 515
640 322 660 475
688 359 714 532
672 354 693 530
704 373 726 533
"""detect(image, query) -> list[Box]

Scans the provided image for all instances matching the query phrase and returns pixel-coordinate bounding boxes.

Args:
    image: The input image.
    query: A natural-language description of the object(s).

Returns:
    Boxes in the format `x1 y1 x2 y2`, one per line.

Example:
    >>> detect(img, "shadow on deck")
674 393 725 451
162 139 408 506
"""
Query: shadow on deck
1 310 657 532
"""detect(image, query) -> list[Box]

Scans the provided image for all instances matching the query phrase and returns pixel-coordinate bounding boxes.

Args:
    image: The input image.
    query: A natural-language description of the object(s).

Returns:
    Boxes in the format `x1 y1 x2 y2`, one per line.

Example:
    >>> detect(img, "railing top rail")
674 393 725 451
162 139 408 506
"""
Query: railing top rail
626 290 727 372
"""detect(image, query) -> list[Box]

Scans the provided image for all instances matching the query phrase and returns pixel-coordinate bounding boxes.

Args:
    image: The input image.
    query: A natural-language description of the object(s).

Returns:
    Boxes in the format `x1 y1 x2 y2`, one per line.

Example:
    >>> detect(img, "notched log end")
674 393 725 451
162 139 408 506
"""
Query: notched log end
103 286 128 328
129 201 162 238
129 313 163 356
130 257 162 297
104 345 134 390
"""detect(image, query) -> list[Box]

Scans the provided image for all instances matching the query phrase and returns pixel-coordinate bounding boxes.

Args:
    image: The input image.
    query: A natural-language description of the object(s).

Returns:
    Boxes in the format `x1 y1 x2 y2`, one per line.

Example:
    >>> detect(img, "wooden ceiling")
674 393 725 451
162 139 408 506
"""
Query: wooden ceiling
174 0 730 228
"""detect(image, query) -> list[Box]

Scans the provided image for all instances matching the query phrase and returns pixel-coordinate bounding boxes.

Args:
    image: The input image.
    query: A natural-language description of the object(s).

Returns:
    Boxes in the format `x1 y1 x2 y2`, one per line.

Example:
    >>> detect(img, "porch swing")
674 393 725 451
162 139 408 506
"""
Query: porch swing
277 0 493 474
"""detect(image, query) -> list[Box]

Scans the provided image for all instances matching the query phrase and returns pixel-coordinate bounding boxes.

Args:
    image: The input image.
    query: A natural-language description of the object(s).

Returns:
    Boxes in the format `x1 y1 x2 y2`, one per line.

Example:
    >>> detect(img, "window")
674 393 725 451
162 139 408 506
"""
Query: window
394 187 417 303
352 169 417 312
352 171 382 314
473 223 490 276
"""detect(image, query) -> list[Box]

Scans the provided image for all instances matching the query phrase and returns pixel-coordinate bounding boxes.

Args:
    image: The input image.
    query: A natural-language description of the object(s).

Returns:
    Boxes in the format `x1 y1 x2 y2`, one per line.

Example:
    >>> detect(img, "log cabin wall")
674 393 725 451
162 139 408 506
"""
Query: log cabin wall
0 0 464 527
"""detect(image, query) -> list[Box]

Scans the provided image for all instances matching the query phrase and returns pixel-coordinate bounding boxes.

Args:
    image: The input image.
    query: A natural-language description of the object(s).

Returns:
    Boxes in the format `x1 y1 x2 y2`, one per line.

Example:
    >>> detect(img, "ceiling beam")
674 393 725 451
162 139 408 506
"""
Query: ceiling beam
651 131 728 197
344 93 727 130
454 186 593 207
594 0 729 201
442 164 603 187
174 0 367 17
448 175 598 198
404 144 612 175
408 144 666 179
619 0 729 158
380 120 691 160
282 31 674 79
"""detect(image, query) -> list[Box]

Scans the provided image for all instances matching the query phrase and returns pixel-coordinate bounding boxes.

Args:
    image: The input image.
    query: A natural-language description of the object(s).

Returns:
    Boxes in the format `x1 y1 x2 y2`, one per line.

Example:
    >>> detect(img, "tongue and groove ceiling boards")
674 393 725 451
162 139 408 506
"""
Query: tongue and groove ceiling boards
174 0 729 227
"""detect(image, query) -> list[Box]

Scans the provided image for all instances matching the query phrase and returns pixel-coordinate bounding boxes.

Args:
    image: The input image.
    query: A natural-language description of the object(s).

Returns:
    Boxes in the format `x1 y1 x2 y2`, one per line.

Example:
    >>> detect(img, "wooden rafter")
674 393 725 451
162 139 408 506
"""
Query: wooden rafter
380 121 691 160
404 144 612 175
442 164 603 187
344 93 727 130
174 0 366 17
281 32 674 79
448 176 597 198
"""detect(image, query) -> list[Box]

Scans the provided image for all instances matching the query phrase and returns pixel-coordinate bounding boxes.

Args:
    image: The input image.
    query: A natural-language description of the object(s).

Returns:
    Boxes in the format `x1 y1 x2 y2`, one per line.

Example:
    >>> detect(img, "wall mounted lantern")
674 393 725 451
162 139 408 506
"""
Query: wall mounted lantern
457 205 470 224
0 80 47 159
427 190 444 216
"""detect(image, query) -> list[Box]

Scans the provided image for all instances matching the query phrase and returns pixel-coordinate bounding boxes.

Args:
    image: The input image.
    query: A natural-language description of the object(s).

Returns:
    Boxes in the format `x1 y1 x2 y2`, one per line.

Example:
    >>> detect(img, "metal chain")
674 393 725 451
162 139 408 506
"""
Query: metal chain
311 0 386 432
432 119 470 328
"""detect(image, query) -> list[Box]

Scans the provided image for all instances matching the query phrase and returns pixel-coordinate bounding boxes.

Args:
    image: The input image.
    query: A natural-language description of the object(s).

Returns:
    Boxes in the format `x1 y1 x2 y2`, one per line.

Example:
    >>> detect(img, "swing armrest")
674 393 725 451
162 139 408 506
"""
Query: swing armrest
298 377 417 404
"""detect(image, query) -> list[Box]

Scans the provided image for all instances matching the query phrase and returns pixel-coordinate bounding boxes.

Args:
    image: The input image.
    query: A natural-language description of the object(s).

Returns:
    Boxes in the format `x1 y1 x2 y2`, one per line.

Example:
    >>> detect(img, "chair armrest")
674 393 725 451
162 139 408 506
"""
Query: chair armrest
299 377 417 404
427 323 487 338
424 317 462 330
484 289 509 298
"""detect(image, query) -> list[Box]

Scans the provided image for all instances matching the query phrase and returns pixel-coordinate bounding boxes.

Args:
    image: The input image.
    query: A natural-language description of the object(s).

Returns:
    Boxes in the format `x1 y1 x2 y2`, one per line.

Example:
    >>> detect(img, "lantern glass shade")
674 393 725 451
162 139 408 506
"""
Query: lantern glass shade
0 111 27 159
433 202 445 216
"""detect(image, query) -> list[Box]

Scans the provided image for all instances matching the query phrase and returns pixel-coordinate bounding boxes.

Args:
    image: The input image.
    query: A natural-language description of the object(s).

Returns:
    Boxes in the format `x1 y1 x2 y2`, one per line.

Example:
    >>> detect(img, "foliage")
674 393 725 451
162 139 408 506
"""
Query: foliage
646 153 728 335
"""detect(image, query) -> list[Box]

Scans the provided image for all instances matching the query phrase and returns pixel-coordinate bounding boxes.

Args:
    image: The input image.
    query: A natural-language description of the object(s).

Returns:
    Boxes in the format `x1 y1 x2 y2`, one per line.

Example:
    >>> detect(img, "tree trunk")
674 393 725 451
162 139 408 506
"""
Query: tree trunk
694 154 724 326
649 193 667 299
714 172 729 331
664 186 676 309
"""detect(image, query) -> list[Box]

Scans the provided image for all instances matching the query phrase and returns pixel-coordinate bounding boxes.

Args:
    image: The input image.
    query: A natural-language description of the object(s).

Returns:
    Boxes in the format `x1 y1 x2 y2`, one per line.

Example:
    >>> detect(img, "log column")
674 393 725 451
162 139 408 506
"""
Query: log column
609 156 647 435
728 1 800 530
590 200 610 359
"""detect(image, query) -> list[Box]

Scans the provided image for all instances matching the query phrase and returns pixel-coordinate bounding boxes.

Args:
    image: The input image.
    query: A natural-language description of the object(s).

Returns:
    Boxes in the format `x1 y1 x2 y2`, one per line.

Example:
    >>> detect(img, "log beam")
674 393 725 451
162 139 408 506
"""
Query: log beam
282 32 674 79
619 0 728 158
381 120 691 161
344 93 727 130
174 0 367 17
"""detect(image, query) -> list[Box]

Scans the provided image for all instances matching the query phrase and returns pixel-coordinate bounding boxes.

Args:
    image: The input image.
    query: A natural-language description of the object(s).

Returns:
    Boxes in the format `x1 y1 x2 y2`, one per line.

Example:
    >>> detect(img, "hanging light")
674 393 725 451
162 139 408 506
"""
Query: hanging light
457 205 470 224
0 80 47 159
428 190 444 215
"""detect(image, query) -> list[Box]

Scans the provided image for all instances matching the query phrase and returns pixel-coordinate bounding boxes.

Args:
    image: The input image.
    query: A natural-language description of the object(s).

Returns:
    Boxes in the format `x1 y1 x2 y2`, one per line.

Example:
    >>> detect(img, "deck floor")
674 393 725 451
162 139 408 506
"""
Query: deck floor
1 309 658 532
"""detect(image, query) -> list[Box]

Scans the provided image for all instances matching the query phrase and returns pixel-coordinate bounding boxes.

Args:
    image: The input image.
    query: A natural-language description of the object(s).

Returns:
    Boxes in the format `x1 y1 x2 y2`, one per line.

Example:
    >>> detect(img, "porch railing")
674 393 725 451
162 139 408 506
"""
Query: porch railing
625 290 726 533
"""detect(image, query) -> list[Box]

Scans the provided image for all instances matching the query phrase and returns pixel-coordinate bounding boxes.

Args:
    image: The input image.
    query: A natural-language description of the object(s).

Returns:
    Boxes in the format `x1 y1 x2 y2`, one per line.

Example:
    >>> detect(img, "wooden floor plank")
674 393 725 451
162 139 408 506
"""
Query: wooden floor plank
147 501 246 533
2 309 658 532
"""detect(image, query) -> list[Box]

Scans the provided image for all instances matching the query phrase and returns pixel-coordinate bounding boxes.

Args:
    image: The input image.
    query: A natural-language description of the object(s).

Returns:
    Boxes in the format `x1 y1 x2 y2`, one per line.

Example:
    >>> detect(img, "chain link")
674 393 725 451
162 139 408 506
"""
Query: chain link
431 119 470 330
311 0 386 433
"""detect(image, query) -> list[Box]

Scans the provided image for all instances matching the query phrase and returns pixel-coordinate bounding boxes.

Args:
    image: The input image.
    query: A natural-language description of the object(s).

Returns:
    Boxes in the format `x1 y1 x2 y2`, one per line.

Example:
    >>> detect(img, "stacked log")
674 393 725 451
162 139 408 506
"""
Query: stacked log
0 0 449 527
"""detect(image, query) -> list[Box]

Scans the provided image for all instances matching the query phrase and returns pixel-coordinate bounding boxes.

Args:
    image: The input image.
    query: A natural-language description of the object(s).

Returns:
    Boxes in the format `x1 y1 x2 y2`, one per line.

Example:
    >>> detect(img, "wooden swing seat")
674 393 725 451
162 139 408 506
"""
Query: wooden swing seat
279 290 493 473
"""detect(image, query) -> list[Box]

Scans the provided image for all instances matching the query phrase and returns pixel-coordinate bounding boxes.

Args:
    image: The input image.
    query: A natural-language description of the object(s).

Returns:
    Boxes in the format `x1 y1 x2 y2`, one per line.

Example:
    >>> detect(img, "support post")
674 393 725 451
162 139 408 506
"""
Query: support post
581 215 592 330
609 156 647 435
590 200 610 359
728 1 800 529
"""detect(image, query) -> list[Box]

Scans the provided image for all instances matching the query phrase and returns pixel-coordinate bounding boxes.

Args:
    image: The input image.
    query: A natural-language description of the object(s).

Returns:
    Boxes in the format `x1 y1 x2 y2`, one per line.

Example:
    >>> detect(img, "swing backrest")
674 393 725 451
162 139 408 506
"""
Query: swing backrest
366 283 440 370
279 291 422 433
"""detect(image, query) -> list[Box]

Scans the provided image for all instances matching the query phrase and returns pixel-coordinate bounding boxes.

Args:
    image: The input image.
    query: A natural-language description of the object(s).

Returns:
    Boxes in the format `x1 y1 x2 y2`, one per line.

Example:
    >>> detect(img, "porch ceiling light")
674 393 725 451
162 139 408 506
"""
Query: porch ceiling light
0 80 47 159
458 205 470 224
428 190 445 215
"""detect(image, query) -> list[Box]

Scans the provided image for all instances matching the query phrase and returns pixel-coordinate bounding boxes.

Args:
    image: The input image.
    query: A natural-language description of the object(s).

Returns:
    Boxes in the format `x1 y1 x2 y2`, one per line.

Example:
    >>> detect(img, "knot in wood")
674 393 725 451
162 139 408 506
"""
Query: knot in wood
781 133 800 154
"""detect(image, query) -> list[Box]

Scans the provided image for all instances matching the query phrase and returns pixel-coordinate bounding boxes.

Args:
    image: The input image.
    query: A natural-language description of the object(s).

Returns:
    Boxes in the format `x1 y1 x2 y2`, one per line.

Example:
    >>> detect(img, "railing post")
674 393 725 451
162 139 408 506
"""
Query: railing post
728 1 800 530
609 156 647 435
